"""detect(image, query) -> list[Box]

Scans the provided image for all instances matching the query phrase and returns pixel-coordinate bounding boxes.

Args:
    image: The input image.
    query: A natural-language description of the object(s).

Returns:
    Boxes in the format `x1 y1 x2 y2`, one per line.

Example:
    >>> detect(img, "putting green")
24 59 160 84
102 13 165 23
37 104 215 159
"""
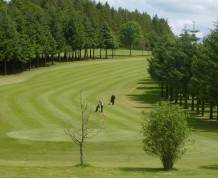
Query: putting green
0 57 218 178
6 128 140 142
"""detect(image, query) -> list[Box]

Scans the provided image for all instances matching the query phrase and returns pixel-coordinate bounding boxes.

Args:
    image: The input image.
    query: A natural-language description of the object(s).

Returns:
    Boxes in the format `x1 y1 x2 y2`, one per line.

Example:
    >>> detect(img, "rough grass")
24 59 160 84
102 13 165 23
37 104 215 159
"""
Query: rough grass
0 56 217 177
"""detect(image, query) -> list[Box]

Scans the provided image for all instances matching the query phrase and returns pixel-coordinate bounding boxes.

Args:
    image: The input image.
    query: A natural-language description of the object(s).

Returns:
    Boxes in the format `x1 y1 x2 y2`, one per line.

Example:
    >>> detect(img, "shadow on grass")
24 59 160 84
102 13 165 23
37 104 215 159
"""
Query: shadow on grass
127 90 160 105
127 78 160 105
74 163 94 168
188 117 218 133
135 106 154 109
200 165 218 170
137 79 155 85
131 78 218 135
136 86 159 90
119 167 177 173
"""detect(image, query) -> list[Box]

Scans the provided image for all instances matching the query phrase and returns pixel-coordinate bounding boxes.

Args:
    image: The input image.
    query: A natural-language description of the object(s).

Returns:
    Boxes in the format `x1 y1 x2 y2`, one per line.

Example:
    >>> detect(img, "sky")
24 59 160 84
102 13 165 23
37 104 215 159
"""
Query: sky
97 0 218 37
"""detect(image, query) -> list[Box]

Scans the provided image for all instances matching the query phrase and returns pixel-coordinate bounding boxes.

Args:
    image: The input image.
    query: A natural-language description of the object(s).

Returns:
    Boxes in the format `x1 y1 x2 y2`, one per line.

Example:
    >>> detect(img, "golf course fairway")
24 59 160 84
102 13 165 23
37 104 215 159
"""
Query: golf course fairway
0 57 218 177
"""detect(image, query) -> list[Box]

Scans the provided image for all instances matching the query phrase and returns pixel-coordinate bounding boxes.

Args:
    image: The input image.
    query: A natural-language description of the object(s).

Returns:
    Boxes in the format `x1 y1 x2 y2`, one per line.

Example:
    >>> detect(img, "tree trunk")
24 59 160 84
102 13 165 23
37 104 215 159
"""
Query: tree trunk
12 59 15 73
51 54 54 65
100 48 102 59
44 55 47 66
89 48 92 59
4 60 7 75
130 44 132 56
84 49 87 59
21 62 24 72
69 52 72 60
184 97 188 109
217 105 218 122
165 84 169 100
179 88 182 106
64 51 67 61
92 48 95 59
105 48 108 59
47 54 50 63
66 52 69 62
58 52 61 62
79 49 82 59
210 102 214 120
169 87 173 101
184 89 188 109
175 91 178 104
72 51 75 60
196 98 200 114
161 82 164 97
29 60 31 71
74 50 77 60
162 155 173 170
79 142 84 166
201 100 205 116
191 96 195 111
37 57 39 67
112 48 114 58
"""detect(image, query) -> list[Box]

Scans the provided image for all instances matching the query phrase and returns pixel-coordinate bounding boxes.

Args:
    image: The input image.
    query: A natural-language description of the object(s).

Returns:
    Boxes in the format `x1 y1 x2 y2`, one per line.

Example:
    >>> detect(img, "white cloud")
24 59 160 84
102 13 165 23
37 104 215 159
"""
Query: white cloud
97 0 218 36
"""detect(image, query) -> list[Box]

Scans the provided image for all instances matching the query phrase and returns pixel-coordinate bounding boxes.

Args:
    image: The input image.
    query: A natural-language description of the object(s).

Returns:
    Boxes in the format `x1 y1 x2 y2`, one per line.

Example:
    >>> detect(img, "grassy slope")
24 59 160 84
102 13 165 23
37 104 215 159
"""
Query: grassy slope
0 56 218 178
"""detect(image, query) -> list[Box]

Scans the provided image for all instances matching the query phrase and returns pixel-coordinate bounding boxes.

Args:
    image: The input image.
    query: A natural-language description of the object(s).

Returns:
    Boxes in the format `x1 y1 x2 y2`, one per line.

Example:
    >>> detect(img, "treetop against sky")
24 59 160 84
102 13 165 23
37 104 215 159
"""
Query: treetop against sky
98 0 218 37
4 0 217 37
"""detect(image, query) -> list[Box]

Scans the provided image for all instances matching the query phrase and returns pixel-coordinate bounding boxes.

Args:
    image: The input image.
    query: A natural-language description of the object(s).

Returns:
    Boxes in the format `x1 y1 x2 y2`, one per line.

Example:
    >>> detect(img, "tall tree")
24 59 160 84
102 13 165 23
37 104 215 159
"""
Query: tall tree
99 22 115 59
120 21 142 56
203 23 218 120
0 7 18 74
64 15 85 60
0 0 174 74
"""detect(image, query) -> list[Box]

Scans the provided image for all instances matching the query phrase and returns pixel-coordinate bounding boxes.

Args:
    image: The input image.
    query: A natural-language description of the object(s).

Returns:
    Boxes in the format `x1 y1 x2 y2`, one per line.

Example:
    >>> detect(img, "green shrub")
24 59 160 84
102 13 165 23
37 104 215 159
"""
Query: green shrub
142 102 190 170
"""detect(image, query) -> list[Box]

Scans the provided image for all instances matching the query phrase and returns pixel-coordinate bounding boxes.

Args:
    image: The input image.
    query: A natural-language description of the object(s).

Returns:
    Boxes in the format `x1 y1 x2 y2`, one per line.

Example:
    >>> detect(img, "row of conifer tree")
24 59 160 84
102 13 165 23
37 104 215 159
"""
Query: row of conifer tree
149 23 218 120
0 0 173 74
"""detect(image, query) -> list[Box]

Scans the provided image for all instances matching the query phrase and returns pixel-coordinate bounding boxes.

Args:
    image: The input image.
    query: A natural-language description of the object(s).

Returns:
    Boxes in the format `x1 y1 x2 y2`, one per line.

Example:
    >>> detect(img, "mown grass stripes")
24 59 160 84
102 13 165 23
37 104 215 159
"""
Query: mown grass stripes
0 57 218 178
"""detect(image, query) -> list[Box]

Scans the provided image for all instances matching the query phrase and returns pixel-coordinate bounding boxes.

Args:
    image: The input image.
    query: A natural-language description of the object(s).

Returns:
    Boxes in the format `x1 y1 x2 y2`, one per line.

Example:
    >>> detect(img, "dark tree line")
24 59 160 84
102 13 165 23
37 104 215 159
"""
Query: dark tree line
0 0 173 75
149 23 218 121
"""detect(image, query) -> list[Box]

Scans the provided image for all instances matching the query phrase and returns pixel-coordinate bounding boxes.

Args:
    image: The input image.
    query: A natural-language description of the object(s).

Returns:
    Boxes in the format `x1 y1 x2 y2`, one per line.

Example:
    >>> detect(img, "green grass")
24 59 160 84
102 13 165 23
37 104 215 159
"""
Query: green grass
0 56 218 177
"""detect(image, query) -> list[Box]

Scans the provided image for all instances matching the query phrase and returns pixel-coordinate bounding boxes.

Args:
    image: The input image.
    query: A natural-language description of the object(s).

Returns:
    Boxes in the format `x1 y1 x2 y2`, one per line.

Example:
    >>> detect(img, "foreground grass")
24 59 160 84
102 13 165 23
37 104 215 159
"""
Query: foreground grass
0 56 217 177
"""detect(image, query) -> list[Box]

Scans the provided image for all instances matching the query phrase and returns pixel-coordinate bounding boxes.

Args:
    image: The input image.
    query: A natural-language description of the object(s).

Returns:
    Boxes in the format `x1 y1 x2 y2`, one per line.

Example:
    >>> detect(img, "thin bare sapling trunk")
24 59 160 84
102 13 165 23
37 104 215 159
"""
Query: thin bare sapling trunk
65 93 101 167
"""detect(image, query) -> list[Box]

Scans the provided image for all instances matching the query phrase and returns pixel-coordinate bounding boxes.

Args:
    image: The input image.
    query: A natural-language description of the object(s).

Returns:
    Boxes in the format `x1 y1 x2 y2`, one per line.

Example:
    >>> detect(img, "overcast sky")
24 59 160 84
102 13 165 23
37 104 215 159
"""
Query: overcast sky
97 0 218 37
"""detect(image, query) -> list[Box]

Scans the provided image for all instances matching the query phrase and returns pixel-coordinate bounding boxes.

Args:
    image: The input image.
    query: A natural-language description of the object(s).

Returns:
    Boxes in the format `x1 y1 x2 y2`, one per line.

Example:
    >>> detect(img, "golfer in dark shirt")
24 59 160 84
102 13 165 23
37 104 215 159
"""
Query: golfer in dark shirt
110 95 116 105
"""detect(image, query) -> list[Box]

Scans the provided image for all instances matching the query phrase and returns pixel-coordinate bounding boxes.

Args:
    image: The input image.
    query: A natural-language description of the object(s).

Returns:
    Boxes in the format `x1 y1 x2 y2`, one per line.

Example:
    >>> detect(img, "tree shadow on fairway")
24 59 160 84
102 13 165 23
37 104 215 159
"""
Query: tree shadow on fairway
127 91 160 105
127 79 160 105
137 79 155 85
135 106 154 109
119 167 177 173
200 165 218 170
188 117 218 134
136 86 159 90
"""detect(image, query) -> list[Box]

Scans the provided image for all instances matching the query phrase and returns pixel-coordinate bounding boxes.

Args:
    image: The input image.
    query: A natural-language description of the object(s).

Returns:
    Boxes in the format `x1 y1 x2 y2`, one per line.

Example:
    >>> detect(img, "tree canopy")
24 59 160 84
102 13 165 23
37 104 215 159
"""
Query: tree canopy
0 0 173 74
120 21 142 56
142 103 190 170
148 22 218 120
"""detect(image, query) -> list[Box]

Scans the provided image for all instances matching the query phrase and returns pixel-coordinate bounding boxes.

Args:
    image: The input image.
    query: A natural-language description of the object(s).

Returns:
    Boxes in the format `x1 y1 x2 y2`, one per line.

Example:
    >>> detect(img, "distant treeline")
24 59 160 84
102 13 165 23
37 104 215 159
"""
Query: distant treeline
149 23 218 120
0 0 173 74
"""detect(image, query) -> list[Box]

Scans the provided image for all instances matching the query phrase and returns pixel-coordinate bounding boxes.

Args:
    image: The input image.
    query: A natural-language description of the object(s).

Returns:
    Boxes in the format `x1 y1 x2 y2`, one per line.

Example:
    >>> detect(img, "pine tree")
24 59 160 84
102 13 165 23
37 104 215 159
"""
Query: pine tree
0 8 18 74
99 23 115 59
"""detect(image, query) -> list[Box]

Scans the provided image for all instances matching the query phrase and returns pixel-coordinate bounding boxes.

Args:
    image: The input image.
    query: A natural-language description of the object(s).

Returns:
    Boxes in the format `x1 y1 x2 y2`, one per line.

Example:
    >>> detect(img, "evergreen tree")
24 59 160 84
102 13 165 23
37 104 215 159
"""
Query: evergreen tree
0 8 18 74
0 0 174 74
64 15 85 60
203 24 218 119
99 22 115 59
120 21 142 55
